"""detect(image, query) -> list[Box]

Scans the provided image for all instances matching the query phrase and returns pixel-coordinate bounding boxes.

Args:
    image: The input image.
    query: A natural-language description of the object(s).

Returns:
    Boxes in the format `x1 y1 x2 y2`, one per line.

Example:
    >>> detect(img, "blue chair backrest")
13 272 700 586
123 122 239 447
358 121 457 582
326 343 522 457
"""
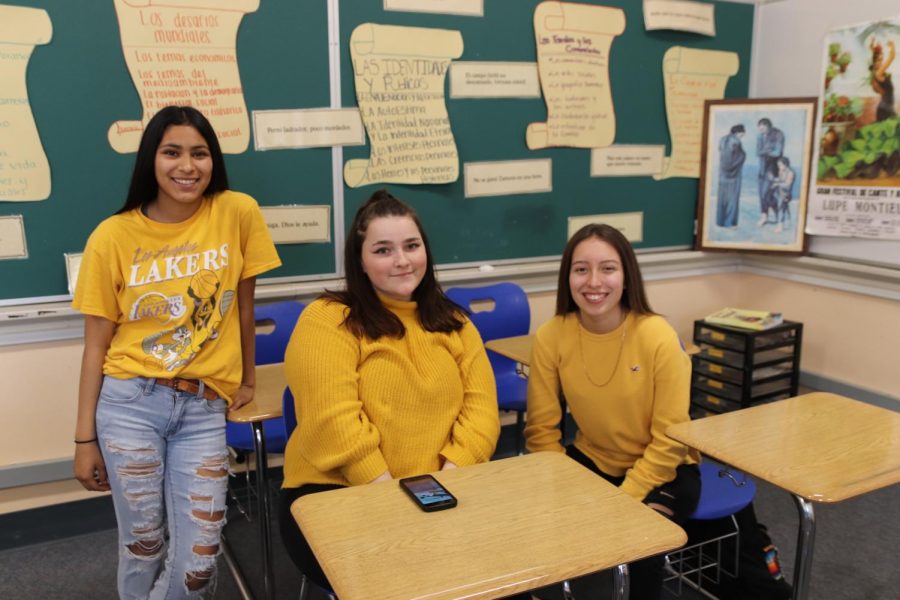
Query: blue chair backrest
445 283 530 342
255 301 305 366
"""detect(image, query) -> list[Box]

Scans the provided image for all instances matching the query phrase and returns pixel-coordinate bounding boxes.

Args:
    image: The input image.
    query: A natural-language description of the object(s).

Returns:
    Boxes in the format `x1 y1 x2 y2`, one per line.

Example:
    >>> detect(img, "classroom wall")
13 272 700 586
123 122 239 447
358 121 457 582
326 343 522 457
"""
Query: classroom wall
5 268 899 514
753 0 900 266
5 0 900 515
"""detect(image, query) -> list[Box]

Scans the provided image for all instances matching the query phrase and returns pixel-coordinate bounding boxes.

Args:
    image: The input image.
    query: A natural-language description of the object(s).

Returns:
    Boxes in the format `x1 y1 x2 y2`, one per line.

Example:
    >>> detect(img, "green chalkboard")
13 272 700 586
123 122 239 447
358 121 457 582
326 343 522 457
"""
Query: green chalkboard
340 0 752 264
0 0 752 303
0 1 333 302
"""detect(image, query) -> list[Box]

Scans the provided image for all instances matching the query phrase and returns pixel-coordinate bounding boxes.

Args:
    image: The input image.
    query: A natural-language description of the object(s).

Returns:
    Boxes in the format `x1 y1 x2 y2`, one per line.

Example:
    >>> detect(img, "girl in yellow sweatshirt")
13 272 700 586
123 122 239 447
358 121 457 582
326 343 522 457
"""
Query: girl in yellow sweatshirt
278 190 500 590
525 223 700 600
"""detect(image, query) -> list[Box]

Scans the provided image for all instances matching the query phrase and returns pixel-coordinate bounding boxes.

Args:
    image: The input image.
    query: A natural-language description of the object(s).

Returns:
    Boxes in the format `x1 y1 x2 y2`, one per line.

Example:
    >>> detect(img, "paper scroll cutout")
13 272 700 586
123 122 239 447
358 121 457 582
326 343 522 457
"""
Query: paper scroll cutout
527 1 625 150
344 24 463 188
655 46 739 180
108 0 259 154
0 5 52 202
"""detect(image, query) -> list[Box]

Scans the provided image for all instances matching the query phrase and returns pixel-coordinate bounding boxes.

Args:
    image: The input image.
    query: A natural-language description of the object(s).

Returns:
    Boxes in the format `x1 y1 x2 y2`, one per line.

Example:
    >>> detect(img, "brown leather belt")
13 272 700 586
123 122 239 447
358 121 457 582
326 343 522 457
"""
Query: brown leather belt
154 377 219 402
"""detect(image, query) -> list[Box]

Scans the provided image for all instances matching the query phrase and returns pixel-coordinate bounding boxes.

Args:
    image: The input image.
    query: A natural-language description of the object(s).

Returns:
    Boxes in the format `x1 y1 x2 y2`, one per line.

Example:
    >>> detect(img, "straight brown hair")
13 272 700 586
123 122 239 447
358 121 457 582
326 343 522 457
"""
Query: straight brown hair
555 223 656 317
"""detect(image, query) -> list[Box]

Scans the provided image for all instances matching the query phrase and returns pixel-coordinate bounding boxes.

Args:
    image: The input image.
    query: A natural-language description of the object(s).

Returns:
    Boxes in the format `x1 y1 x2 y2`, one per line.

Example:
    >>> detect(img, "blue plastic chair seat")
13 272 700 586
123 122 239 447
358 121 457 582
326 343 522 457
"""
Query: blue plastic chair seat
691 460 756 520
226 300 304 455
494 369 527 413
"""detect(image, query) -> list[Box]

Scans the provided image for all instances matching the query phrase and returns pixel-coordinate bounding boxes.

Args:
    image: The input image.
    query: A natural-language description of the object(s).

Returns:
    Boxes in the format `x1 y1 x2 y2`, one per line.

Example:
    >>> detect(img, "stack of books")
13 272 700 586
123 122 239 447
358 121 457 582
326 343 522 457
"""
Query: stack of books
704 307 783 331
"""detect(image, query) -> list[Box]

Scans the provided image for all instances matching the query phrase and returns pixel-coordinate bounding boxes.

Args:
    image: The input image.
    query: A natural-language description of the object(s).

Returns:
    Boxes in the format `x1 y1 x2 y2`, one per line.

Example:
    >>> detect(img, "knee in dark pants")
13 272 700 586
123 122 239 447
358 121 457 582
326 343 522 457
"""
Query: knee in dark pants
279 485 344 591
643 464 701 526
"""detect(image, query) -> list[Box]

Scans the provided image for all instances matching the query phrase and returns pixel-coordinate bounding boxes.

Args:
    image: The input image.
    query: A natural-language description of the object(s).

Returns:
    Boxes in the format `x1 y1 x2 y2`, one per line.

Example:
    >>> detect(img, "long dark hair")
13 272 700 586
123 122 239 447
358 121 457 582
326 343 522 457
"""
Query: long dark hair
323 190 464 339
555 223 656 317
116 106 229 214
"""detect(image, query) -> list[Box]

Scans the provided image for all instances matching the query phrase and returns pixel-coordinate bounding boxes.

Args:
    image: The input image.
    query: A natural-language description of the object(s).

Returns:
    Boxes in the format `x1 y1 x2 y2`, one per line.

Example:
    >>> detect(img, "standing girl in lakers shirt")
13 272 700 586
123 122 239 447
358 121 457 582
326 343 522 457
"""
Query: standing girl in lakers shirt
72 106 280 599
278 190 500 591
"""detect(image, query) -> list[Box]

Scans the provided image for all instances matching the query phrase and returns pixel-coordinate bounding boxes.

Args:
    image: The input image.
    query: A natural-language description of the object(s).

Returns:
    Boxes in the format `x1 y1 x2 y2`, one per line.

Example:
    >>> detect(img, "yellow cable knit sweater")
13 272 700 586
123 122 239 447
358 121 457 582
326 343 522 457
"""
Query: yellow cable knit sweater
282 296 500 489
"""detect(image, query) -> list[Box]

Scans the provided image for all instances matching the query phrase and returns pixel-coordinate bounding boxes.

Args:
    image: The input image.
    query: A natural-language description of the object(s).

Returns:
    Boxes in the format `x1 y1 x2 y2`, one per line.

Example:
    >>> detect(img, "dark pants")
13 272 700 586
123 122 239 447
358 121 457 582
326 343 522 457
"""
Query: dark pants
562 445 701 600
279 483 345 592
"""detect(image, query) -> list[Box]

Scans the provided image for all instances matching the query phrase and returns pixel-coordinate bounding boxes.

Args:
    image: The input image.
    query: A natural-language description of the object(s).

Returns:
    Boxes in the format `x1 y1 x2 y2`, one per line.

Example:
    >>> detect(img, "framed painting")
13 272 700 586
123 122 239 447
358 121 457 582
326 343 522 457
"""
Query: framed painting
696 97 817 254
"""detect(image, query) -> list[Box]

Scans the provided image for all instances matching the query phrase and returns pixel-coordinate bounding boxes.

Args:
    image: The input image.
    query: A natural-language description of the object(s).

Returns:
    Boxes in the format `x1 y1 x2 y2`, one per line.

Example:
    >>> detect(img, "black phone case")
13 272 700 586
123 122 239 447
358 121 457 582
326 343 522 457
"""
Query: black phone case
399 475 458 512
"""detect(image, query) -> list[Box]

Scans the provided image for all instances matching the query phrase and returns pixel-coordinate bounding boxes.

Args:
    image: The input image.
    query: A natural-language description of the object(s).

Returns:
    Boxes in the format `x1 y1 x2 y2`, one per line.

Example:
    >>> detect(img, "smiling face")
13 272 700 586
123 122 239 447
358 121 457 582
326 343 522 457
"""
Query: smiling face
361 215 427 302
568 236 625 333
153 124 213 219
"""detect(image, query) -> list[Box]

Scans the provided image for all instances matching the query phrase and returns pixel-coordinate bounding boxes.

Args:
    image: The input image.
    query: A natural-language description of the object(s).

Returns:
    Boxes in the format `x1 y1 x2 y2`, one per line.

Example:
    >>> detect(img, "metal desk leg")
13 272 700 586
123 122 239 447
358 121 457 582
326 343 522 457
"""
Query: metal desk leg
221 531 255 600
612 563 629 600
252 422 275 600
791 494 816 600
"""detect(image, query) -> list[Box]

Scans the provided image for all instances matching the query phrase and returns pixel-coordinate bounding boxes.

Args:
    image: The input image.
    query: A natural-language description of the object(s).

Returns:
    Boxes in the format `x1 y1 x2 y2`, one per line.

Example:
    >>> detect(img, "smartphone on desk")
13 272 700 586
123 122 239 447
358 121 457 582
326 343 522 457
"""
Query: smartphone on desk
399 474 458 512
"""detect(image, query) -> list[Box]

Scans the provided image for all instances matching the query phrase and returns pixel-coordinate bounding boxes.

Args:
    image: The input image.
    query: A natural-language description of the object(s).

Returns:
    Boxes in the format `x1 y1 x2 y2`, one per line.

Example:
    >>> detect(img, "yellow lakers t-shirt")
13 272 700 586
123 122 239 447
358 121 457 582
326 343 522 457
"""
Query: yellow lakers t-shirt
72 190 281 402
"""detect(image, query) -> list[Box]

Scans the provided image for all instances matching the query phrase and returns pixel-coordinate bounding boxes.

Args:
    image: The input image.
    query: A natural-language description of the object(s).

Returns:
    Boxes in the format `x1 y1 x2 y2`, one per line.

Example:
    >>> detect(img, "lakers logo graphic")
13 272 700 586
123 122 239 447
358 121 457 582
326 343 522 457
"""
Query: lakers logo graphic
130 292 186 323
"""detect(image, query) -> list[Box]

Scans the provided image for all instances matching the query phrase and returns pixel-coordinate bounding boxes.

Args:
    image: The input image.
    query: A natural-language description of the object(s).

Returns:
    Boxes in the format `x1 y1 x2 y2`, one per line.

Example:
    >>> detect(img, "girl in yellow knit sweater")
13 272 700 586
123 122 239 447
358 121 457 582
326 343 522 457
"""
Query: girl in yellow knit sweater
525 223 700 600
278 190 500 591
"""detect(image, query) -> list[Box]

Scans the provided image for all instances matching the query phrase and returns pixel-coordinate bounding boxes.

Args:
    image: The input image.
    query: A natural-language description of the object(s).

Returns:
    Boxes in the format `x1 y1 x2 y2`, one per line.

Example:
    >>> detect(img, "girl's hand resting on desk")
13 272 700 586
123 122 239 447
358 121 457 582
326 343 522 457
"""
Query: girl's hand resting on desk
371 471 393 483
74 443 110 492
647 502 674 517
441 459 458 470
229 384 255 411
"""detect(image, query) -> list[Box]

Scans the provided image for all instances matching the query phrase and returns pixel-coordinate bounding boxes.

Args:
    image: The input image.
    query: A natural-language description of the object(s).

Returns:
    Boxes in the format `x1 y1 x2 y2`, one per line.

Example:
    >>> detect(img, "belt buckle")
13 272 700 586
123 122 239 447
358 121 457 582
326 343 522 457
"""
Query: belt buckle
171 378 186 392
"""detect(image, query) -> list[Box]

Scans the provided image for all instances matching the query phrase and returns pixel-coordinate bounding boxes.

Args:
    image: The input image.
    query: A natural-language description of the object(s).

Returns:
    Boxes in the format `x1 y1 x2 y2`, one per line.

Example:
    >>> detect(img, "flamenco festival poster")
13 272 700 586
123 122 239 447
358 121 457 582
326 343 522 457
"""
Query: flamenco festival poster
808 16 900 240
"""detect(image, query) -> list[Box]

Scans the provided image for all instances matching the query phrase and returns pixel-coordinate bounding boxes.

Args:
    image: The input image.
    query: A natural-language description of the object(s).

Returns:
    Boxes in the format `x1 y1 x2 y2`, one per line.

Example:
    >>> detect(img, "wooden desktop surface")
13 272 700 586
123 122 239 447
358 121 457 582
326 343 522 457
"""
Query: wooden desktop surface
226 362 286 423
485 334 534 365
666 392 900 503
485 334 699 367
292 452 686 600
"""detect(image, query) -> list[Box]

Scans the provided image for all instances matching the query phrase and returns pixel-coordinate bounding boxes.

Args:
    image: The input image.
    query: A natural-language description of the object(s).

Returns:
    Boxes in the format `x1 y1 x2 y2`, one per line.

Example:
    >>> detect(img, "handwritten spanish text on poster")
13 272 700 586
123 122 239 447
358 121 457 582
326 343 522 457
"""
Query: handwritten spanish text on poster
0 5 52 202
655 47 739 180
108 0 259 154
527 1 625 150
344 24 463 188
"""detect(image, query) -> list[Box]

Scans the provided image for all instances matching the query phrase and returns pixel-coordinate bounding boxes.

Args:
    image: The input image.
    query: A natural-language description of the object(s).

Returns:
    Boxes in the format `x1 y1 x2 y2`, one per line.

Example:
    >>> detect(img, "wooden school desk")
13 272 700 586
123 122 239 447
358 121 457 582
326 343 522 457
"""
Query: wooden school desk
291 452 686 600
666 393 900 600
224 362 287 600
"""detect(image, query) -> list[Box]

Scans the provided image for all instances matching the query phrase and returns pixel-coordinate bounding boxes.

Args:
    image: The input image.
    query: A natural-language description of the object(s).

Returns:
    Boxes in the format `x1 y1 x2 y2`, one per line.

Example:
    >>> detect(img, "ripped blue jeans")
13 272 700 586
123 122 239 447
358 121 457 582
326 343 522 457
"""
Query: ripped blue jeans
96 376 228 600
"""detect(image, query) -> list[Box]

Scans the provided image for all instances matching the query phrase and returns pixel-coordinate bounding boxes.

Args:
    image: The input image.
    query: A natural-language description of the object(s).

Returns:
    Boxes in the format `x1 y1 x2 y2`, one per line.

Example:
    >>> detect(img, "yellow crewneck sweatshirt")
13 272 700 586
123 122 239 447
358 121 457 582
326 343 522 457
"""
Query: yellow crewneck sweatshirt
525 312 696 500
282 296 500 489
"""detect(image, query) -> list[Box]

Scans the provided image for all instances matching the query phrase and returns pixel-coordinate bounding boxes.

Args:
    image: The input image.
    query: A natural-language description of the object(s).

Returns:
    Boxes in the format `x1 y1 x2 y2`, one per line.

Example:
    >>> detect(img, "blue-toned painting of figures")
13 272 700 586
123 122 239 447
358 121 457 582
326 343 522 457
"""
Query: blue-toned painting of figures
702 102 815 252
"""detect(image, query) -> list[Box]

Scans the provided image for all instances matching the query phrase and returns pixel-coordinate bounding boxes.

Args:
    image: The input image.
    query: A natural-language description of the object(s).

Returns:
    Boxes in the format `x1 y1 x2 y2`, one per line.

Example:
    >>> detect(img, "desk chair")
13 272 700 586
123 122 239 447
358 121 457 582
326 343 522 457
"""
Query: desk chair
445 283 530 455
227 300 305 518
665 459 757 598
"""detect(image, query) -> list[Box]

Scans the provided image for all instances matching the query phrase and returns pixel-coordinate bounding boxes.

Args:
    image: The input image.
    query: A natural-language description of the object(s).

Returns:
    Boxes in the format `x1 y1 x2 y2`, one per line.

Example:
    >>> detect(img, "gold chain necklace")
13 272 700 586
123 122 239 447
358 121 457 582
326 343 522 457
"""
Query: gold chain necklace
578 315 627 388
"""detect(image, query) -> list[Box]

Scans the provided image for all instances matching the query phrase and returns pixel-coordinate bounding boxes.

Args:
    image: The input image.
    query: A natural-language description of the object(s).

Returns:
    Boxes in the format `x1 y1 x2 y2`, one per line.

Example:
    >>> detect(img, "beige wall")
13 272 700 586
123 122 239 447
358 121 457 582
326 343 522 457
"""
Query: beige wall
1 271 897 514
